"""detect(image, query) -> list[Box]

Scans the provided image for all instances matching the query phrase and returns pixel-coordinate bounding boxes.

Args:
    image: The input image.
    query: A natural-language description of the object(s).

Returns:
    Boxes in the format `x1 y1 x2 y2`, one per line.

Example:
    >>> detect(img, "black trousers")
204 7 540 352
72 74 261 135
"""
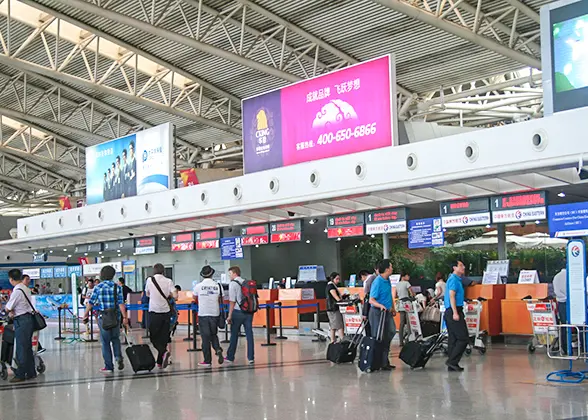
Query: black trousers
444 307 468 366
149 311 171 365
558 301 568 354
199 316 222 364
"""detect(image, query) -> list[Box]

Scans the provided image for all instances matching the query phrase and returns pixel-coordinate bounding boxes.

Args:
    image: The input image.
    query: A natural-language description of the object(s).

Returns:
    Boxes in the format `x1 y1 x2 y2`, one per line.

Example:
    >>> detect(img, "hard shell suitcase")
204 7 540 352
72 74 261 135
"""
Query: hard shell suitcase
125 330 156 373
358 310 386 373
327 319 366 364
399 333 445 369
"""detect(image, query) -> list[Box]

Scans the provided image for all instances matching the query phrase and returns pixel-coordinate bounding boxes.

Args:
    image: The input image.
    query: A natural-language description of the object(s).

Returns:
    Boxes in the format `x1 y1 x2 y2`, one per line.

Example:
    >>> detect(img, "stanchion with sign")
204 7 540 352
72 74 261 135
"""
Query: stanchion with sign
261 305 276 347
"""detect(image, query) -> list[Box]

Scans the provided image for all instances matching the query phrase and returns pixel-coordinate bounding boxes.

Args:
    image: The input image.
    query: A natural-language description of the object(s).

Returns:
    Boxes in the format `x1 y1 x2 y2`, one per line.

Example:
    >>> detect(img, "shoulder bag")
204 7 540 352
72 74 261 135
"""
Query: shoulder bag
18 289 47 331
101 283 120 330
151 277 177 318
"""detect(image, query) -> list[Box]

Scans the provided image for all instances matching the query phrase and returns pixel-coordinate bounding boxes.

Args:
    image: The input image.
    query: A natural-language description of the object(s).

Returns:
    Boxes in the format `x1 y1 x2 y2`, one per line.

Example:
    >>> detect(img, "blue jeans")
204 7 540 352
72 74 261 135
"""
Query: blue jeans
98 318 122 371
14 314 36 379
227 310 254 362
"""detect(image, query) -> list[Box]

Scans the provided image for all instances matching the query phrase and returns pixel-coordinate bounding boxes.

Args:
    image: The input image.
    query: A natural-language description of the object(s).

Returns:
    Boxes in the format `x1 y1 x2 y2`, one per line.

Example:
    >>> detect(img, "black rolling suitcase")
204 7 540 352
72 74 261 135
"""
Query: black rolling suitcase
125 330 156 373
1 323 14 365
358 310 386 373
399 333 445 369
326 319 366 364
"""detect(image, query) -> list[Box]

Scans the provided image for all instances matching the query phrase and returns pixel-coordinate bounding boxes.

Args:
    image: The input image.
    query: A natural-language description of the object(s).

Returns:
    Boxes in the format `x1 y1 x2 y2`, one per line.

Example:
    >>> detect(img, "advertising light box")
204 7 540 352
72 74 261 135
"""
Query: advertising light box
242 55 396 174
270 220 302 243
327 213 365 238
548 201 588 237
85 123 173 205
365 208 407 234
491 191 547 224
440 198 491 228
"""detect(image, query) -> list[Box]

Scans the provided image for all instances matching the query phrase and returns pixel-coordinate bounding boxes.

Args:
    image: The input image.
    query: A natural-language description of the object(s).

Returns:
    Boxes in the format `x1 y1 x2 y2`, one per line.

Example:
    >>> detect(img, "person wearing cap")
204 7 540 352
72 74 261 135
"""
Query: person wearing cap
193 266 224 367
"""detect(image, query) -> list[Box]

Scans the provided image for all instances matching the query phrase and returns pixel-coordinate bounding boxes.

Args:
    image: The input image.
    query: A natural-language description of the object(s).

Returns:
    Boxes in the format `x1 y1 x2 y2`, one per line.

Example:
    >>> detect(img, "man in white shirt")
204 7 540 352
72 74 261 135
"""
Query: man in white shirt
394 271 414 346
193 265 224 367
552 268 568 354
226 266 255 365
5 269 36 383
144 263 174 368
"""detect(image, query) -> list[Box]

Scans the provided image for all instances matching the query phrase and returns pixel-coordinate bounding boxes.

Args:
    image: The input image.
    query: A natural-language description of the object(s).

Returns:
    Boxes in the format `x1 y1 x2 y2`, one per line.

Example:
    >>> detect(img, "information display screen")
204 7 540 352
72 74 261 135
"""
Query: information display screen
491 191 547 224
171 232 195 252
270 220 302 243
135 237 156 255
195 229 221 250
103 239 135 252
74 243 103 254
440 198 491 228
365 208 407 234
408 218 444 249
327 213 365 238
240 224 269 246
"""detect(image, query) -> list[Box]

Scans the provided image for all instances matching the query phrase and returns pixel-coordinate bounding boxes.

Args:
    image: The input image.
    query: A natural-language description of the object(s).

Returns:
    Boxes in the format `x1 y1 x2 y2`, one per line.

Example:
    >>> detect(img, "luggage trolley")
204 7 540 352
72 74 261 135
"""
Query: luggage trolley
463 299 487 355
524 298 559 353
0 314 45 380
337 295 364 337
398 297 423 342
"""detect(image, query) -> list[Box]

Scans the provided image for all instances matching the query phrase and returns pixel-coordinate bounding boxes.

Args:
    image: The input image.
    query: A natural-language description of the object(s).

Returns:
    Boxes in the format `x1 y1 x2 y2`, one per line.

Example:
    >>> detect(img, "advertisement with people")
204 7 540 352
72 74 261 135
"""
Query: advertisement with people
242 55 396 174
85 123 173 205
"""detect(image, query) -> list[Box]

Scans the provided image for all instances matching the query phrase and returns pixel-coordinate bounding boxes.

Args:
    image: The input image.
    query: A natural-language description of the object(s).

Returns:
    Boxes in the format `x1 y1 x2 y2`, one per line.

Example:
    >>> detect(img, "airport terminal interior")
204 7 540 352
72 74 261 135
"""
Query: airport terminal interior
0 0 587 419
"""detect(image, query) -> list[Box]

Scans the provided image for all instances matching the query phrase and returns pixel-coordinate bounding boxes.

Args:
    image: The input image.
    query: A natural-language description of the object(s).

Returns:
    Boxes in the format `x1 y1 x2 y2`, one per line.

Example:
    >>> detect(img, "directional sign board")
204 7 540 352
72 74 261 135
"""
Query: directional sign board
327 212 365 238
365 208 407 235
270 220 302 243
491 191 547 224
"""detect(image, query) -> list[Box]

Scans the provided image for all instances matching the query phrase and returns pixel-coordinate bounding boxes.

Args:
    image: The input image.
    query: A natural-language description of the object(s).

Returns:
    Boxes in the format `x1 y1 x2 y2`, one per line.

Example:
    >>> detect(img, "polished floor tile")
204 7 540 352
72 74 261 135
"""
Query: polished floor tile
1 325 588 420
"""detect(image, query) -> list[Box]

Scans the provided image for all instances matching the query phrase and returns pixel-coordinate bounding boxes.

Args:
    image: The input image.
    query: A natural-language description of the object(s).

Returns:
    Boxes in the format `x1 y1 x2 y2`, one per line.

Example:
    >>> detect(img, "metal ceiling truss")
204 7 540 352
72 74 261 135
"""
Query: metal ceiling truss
374 0 542 69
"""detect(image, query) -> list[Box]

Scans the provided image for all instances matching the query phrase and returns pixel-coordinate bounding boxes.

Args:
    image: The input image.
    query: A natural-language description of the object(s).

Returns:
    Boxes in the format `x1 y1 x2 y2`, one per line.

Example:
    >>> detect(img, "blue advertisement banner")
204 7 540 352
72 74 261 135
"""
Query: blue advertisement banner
408 217 444 249
67 265 82 276
0 270 9 289
53 266 67 278
33 295 74 318
220 237 244 260
548 201 588 238
40 267 54 279
85 123 173 205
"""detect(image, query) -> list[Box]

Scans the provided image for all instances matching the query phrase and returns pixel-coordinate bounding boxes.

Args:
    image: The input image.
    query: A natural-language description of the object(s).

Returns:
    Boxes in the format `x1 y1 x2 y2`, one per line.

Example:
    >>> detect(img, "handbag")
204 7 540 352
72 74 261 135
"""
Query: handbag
101 283 120 330
18 289 47 331
218 283 226 329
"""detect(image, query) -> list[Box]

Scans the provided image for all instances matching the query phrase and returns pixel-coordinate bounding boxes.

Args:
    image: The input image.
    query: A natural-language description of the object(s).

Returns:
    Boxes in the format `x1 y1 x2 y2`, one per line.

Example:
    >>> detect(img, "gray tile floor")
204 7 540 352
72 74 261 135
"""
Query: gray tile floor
1 326 588 420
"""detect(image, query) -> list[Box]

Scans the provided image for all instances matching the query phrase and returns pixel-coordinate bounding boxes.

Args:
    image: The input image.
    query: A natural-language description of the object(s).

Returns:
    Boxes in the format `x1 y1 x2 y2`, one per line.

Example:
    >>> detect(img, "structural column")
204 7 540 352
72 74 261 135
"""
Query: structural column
497 224 508 260
382 233 390 259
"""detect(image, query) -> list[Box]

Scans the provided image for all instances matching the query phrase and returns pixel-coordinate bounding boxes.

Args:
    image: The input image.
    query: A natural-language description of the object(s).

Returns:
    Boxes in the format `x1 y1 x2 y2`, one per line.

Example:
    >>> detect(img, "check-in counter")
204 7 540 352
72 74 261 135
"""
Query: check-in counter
177 291 194 325
465 285 505 336
501 284 549 335
274 288 325 328
253 289 279 328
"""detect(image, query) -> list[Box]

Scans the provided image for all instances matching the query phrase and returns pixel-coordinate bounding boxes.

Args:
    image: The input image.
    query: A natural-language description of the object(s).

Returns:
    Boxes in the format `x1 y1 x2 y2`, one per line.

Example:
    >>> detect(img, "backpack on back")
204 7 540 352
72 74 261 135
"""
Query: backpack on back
234 279 259 313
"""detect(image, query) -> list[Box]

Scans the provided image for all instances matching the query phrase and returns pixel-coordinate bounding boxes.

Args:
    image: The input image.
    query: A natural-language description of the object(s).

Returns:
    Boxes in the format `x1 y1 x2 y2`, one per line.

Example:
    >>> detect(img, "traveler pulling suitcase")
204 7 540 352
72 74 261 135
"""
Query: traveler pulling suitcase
326 319 366 364
399 332 446 369
125 329 156 373
358 309 387 373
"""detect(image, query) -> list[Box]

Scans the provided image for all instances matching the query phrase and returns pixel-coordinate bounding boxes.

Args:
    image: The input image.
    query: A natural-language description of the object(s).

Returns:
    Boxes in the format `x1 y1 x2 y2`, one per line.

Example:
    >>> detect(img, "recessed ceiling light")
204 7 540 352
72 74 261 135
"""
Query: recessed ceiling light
67 255 72 258
63 249 67 252
33 251 37 255
486 225 491 228
99 252 103 255
84 253 88 256
354 245 358 248
323 229 328 233
558 192 566 198
49 250 53 254
371 235 375 239
309 218 318 225
337 238 341 241
306 240 311 244
161 237 166 241
255 244 259 248
535 220 541 224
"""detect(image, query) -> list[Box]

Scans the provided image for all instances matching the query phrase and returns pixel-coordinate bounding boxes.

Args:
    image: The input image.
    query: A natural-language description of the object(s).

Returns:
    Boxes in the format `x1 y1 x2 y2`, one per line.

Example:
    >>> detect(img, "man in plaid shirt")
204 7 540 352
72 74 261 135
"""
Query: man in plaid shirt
83 266 129 374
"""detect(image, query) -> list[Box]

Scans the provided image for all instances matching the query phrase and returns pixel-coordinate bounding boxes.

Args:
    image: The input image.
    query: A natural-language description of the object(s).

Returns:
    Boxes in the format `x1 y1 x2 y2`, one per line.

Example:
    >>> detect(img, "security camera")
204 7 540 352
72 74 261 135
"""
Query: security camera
128 232 134 237
520 221 526 228
287 211 295 217
5 255 10 261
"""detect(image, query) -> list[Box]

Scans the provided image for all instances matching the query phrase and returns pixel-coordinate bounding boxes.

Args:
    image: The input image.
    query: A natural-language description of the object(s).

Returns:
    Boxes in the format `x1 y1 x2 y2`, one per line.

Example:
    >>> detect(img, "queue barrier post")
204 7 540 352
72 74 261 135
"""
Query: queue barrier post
312 303 322 342
85 311 97 343
183 308 193 341
261 304 276 348
187 307 201 352
54 306 65 341
221 304 230 344
142 308 150 339
275 302 287 340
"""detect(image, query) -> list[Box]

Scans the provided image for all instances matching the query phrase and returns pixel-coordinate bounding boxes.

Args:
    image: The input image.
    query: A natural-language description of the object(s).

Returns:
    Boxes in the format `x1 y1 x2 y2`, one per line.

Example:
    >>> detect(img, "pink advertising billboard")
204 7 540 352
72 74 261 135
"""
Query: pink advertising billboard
242 55 397 174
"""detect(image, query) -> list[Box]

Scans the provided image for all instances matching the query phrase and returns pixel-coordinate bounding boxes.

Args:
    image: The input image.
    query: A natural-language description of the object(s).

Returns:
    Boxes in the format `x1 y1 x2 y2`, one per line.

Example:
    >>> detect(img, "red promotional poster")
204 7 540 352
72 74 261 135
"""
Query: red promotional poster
327 225 365 238
78 257 89 265
180 168 199 187
59 196 72 210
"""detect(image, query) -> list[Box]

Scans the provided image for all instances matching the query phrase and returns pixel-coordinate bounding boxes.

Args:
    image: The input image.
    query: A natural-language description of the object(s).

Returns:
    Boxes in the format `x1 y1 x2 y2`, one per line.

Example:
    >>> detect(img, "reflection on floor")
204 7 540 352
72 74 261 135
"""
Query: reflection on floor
1 326 587 420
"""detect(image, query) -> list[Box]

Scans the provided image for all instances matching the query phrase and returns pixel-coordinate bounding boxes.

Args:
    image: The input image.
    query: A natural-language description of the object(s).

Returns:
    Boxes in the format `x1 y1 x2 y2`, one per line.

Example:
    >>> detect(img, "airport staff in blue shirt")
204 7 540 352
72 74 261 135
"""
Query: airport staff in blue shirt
444 260 469 372
368 259 397 371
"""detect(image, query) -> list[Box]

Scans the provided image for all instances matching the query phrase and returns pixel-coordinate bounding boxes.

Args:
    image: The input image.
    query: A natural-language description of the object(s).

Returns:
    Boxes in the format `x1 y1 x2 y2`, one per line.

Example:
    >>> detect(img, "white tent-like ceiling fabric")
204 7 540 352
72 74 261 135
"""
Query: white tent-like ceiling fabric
0 0 548 215
452 230 568 249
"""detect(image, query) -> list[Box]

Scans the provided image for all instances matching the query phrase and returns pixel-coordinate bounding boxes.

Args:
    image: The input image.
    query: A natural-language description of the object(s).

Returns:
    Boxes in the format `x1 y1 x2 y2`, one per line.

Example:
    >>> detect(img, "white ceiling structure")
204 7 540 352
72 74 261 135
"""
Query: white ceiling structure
0 0 551 215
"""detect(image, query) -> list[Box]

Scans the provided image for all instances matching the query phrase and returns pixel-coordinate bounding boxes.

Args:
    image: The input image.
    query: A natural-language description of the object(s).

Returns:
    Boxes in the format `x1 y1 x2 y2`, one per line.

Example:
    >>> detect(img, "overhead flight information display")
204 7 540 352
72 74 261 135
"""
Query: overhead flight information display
491 191 547 224
171 232 195 252
135 237 156 255
365 208 407 234
327 212 365 238
240 224 269 246
270 220 302 243
195 229 221 249
440 198 491 228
